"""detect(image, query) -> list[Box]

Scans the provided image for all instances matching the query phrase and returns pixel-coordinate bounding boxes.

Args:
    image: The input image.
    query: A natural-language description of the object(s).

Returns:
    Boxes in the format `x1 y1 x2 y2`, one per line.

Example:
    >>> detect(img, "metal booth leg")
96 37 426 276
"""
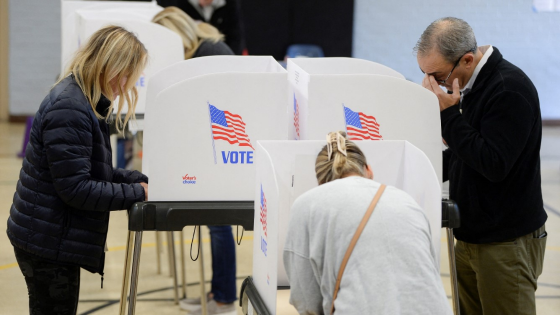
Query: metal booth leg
156 231 161 274
119 231 135 315
167 232 174 277
168 231 180 304
198 227 208 315
180 230 187 299
446 228 460 315
127 231 143 315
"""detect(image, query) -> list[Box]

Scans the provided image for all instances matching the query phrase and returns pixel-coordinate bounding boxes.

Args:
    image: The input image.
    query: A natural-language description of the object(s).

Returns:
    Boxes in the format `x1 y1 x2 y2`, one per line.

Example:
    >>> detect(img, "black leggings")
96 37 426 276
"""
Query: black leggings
14 247 81 315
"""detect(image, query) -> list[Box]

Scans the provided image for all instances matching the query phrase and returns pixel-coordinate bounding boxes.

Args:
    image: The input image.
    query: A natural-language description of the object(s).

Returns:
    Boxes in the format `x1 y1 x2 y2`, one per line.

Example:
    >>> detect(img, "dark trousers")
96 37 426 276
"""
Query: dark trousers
455 225 547 315
208 225 237 303
14 247 81 315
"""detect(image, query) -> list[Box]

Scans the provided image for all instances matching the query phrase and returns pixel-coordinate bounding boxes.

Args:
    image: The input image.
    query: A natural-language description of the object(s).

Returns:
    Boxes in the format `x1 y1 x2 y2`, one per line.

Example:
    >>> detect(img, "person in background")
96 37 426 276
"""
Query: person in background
283 131 452 315
415 17 547 315
156 0 245 55
153 7 236 315
6 25 149 314
153 6 234 59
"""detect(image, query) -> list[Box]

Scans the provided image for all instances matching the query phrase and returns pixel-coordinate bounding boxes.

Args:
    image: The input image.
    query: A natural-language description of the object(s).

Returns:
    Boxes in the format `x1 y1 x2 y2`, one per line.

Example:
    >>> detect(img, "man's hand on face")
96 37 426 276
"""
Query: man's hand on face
421 74 435 93
422 75 461 112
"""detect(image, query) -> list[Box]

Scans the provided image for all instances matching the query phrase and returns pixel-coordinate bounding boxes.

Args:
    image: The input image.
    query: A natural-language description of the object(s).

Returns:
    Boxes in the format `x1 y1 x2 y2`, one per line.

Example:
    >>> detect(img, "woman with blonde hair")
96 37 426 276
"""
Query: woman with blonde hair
153 7 236 315
283 131 452 315
6 25 149 314
152 6 234 59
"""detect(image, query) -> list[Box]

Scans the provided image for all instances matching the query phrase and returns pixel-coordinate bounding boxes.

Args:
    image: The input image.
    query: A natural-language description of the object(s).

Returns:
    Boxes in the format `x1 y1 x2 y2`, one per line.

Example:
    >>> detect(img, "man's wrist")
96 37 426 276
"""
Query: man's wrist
440 104 461 122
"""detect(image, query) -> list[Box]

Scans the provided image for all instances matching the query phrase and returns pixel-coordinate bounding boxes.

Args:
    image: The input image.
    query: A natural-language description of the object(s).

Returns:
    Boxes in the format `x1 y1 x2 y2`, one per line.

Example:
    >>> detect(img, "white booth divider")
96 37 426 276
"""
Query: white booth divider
143 57 289 201
145 56 286 121
74 9 183 114
253 140 442 314
142 56 287 178
288 57 405 78
287 58 442 183
61 0 160 74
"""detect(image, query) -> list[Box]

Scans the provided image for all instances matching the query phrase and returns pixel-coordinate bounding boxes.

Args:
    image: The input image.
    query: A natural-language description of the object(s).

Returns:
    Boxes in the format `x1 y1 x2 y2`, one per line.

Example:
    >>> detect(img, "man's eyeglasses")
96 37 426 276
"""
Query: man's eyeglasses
435 50 475 85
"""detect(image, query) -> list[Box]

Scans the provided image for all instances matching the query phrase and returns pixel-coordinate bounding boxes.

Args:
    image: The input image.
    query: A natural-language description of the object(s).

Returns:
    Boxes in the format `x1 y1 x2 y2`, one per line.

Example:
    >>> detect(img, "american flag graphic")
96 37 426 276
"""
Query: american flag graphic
293 94 300 139
209 104 254 149
343 105 382 140
260 185 267 238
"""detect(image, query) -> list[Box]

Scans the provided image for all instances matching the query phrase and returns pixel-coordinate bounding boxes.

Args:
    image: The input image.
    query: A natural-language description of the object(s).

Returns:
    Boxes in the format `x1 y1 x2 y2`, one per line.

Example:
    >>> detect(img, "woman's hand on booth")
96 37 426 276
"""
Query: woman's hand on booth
140 182 148 201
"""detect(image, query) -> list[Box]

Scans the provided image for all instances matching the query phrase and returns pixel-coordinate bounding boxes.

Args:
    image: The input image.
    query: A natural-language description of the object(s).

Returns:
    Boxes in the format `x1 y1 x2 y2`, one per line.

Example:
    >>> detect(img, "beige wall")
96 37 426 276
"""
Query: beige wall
0 0 8 121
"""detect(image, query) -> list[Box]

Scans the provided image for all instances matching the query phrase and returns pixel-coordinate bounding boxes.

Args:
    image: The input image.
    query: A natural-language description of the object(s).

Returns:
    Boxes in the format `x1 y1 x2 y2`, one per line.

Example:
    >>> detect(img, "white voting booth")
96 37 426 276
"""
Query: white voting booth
118 56 288 315
61 0 161 74
253 140 442 313
287 58 443 184
142 56 286 177
73 10 183 115
143 56 289 201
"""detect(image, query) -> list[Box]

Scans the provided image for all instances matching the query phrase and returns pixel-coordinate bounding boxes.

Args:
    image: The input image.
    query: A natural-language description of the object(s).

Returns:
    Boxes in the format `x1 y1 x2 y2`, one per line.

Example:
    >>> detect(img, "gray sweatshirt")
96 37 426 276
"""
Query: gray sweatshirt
283 176 452 315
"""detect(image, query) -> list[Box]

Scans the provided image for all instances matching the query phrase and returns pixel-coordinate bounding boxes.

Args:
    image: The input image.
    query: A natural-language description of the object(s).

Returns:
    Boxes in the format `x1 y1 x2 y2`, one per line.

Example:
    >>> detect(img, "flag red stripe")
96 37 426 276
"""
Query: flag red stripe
347 134 370 140
239 142 255 149
347 132 382 139
360 116 380 127
212 130 237 138
346 126 370 134
213 110 254 149
362 123 380 132
359 113 380 126
347 125 381 136
226 117 246 127
224 111 243 120
213 124 252 141
229 122 246 130
347 134 382 140
213 136 239 145
212 130 252 143
361 120 380 129
346 130 382 139
231 125 248 134
212 125 235 133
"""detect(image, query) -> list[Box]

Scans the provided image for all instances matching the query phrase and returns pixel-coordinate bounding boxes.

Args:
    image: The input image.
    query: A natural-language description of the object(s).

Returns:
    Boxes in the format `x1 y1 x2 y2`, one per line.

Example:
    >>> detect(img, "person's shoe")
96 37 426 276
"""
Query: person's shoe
187 299 236 315
180 294 212 312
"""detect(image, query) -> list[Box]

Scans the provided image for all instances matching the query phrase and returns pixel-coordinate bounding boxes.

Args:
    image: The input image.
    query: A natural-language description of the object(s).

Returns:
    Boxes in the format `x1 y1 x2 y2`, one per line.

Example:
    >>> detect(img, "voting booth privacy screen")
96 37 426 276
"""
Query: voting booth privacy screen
143 57 289 201
61 1 184 114
253 140 442 313
61 1 160 73
142 56 287 177
136 56 445 313
287 58 443 184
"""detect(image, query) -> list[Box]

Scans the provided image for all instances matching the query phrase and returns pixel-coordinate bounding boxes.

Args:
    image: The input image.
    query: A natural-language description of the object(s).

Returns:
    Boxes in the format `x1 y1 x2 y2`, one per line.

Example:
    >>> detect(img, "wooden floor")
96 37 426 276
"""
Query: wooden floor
0 121 559 314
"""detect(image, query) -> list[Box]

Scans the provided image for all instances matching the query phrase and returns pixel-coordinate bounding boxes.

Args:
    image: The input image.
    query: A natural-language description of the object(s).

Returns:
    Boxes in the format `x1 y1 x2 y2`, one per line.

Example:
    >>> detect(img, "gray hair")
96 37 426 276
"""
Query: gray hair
414 17 477 63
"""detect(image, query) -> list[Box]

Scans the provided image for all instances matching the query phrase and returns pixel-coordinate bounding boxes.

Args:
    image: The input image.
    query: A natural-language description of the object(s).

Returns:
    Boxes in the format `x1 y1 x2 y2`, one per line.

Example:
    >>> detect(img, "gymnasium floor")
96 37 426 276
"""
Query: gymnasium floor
0 121 559 315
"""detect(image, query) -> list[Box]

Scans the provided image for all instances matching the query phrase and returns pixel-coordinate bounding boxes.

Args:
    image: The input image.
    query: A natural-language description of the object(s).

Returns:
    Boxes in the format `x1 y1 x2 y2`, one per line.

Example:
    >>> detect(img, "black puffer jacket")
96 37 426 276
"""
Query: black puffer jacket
7 74 147 274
